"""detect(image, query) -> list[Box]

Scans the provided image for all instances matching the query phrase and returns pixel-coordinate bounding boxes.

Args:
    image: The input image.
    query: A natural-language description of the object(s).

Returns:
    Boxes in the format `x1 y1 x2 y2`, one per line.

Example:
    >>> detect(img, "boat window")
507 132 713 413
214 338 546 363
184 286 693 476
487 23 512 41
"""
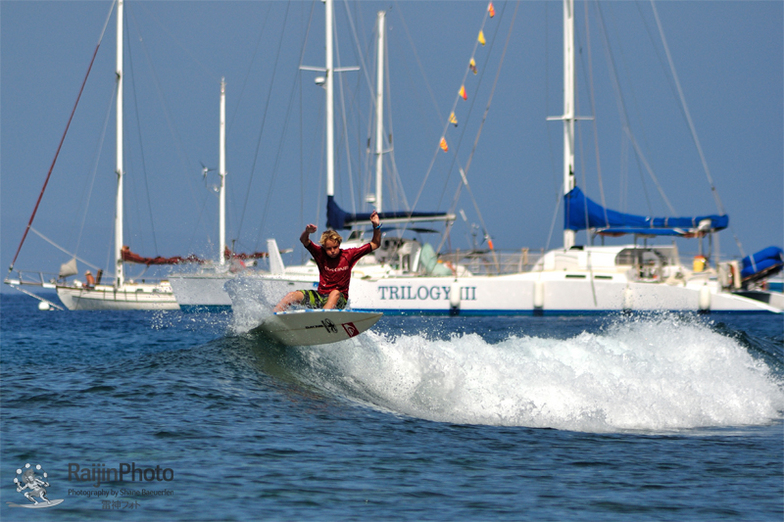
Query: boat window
650 249 671 266
616 248 669 267
616 249 637 265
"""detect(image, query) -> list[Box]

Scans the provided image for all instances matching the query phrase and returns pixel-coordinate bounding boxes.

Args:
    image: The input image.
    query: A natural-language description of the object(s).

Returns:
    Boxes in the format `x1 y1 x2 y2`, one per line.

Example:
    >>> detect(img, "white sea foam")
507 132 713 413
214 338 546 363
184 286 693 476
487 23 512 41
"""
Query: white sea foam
225 276 281 334
295 315 784 432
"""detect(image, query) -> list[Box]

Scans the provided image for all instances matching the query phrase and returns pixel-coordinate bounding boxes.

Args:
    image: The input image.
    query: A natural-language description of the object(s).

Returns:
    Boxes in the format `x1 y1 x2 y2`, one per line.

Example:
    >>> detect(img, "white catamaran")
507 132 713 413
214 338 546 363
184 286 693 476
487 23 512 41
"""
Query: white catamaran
344 0 783 315
176 0 783 315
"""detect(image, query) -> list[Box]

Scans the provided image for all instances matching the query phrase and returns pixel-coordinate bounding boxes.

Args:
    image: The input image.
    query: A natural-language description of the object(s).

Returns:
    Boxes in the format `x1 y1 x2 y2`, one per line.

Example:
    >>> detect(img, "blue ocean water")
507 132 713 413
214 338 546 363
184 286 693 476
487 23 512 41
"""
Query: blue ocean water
1 293 782 521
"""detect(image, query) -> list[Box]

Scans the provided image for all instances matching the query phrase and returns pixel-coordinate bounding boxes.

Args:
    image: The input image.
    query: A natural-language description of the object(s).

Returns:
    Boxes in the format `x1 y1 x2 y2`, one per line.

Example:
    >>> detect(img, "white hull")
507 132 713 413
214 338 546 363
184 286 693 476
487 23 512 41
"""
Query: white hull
171 270 318 310
172 245 782 315
56 282 179 311
170 273 236 308
348 273 781 314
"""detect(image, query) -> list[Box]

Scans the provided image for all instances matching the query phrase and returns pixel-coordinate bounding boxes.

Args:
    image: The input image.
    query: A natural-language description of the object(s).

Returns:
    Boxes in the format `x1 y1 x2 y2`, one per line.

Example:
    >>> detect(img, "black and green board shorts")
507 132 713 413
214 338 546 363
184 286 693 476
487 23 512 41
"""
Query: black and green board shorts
300 289 347 310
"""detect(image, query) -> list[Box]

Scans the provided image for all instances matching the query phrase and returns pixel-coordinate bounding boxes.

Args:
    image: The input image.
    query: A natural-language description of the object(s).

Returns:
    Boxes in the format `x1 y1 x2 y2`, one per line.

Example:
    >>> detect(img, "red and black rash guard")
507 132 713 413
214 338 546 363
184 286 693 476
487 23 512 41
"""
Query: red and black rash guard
305 241 373 299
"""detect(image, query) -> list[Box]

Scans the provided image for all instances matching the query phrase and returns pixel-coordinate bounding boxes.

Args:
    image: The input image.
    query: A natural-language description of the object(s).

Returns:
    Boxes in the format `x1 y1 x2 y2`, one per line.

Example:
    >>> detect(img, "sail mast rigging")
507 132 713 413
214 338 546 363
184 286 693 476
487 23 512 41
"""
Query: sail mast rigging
6 2 116 276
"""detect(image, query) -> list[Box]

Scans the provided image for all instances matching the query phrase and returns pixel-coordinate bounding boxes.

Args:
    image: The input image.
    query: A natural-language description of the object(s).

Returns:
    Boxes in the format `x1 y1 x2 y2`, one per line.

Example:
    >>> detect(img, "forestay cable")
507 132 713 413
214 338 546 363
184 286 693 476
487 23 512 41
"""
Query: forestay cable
7 1 116 275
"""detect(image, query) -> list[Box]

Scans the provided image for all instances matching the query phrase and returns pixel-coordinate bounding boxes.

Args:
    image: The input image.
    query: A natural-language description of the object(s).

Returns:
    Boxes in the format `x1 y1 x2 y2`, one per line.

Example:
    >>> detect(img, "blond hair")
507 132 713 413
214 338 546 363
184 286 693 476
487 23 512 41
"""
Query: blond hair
319 229 342 246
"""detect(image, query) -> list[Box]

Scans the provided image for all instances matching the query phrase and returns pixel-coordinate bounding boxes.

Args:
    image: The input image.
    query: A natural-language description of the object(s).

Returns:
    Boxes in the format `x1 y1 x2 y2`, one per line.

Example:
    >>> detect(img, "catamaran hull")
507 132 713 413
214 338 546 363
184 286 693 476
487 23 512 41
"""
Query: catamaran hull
347 274 782 314
56 284 179 311
210 271 781 315
170 274 235 309
170 273 317 312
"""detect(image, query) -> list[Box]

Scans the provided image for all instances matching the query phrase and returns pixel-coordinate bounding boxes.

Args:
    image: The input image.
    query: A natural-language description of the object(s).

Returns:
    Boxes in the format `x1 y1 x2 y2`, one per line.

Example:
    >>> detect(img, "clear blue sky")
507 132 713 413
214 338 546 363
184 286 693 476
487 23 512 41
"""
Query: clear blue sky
2 1 782 283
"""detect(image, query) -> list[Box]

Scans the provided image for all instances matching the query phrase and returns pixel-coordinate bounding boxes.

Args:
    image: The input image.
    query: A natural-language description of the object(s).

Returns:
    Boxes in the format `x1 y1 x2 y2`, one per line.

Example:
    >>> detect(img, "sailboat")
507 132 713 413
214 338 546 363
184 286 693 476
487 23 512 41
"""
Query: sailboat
5 0 183 311
169 79 235 310
168 77 316 311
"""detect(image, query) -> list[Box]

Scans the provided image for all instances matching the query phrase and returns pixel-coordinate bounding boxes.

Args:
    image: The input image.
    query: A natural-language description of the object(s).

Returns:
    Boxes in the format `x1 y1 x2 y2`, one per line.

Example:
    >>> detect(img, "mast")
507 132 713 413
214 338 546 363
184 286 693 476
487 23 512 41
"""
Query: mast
547 0 580 250
219 78 226 266
562 0 576 250
325 0 335 198
374 10 385 212
318 0 356 221
114 0 125 286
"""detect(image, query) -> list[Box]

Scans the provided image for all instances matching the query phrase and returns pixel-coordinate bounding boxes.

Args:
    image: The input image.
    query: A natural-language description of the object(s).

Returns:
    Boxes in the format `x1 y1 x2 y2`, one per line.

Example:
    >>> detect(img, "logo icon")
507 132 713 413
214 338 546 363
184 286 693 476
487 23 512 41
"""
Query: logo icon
322 319 338 333
8 463 64 509
342 322 359 337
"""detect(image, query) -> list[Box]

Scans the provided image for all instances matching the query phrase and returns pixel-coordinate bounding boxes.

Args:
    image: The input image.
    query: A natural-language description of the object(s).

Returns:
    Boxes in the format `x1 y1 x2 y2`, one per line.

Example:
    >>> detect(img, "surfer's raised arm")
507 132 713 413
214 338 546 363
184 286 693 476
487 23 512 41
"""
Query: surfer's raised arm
369 210 382 251
300 223 318 247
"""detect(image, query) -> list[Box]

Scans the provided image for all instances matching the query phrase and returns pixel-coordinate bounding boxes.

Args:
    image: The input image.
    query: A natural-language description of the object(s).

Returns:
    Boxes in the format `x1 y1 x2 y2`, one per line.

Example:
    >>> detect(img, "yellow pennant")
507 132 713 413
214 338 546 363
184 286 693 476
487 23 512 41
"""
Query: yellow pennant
439 137 449 152
469 58 477 75
449 112 458 127
459 85 467 100
478 30 486 46
488 2 495 18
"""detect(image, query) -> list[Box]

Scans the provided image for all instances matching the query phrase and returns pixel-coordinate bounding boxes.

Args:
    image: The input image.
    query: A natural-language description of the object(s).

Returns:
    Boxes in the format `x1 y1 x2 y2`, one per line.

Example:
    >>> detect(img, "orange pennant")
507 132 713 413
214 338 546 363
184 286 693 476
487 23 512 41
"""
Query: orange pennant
449 112 458 127
459 85 467 100
439 137 448 152
478 30 486 46
488 2 495 18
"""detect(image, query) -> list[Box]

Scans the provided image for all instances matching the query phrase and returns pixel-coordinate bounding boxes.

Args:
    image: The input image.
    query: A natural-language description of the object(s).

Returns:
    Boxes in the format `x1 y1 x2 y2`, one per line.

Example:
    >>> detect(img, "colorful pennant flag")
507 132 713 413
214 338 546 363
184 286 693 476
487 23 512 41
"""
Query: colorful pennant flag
459 85 467 100
449 112 458 127
469 58 477 75
439 137 449 152
478 30 486 46
488 2 495 18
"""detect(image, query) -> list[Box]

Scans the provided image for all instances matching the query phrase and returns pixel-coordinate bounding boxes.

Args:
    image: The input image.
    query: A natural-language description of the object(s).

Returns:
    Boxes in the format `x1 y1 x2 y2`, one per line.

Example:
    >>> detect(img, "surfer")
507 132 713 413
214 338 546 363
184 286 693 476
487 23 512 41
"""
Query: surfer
274 211 382 312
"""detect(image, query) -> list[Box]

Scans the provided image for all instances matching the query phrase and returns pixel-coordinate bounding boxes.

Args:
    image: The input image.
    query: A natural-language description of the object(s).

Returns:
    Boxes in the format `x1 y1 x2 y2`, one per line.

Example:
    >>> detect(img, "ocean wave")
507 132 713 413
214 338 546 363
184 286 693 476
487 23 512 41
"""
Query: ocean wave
271 314 784 433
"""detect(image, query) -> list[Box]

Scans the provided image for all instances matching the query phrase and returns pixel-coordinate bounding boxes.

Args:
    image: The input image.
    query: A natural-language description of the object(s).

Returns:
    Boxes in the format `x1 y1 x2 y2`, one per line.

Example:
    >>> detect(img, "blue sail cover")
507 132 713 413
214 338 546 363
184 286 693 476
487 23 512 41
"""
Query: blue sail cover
564 186 728 237
740 246 784 280
327 196 452 230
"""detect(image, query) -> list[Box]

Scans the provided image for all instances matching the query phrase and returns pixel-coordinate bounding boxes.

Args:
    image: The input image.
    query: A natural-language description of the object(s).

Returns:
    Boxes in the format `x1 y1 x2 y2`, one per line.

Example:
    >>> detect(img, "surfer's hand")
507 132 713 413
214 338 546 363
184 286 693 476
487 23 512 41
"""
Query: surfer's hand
300 225 317 247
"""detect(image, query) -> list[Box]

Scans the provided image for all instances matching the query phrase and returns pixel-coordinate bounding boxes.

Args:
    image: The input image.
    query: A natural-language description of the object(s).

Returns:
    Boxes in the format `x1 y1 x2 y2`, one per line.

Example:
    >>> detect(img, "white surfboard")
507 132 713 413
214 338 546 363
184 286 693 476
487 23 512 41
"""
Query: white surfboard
251 309 383 346
6 499 64 509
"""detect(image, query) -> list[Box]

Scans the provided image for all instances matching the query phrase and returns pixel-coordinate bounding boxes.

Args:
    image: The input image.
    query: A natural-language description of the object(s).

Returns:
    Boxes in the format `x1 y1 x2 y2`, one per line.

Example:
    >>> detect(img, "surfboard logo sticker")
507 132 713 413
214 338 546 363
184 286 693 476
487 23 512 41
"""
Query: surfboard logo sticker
342 322 359 337
321 319 338 334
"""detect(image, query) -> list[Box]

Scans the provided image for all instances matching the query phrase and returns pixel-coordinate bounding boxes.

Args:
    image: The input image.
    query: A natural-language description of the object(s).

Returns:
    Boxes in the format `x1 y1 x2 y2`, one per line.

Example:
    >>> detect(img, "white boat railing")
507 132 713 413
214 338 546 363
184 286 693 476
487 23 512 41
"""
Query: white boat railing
4 270 59 287
4 269 174 288
440 248 545 276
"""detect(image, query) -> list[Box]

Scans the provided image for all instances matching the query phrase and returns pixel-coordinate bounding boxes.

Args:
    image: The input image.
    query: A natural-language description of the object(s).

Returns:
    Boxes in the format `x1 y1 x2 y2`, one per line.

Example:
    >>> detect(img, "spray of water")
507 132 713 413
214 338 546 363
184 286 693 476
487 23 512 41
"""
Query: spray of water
225 276 288 335
283 314 784 433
